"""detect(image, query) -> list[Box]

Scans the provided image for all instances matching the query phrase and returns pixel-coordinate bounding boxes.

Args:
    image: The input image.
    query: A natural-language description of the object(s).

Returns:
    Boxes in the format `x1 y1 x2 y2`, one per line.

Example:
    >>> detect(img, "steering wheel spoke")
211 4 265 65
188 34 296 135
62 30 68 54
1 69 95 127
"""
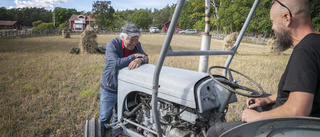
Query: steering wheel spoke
208 66 264 97
218 79 240 89
227 69 234 82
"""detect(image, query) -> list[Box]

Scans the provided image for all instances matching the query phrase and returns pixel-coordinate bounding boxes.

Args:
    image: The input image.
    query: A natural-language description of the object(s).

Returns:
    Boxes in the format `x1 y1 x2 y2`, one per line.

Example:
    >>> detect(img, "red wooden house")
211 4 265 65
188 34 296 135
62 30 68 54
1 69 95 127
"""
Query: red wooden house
0 20 21 30
69 14 97 31
161 21 180 33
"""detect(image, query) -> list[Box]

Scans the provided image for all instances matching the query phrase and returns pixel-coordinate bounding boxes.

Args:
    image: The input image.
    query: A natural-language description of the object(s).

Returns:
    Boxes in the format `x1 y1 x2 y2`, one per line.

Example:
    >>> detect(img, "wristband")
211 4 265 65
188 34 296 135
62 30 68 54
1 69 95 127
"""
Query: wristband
137 56 145 64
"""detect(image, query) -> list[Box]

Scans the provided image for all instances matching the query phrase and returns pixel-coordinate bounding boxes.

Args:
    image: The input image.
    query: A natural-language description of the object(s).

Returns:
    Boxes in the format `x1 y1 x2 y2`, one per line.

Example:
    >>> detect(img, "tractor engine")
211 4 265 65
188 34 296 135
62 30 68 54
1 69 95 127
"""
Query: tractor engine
123 92 219 137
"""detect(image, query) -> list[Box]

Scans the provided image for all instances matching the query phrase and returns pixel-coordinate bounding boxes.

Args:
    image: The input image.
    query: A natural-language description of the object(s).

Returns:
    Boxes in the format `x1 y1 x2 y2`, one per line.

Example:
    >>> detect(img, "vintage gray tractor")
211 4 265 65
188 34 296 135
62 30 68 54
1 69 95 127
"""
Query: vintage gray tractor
84 0 320 136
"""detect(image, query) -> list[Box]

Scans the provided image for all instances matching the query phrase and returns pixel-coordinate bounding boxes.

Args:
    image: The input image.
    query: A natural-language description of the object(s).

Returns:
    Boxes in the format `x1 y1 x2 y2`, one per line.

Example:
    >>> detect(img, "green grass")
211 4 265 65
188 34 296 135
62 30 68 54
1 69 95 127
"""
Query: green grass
0 34 291 136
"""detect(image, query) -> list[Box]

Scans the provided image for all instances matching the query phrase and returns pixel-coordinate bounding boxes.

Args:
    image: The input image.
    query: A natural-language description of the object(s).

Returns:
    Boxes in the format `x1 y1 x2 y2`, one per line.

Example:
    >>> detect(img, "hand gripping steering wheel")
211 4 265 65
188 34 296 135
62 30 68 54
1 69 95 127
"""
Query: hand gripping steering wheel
208 66 264 97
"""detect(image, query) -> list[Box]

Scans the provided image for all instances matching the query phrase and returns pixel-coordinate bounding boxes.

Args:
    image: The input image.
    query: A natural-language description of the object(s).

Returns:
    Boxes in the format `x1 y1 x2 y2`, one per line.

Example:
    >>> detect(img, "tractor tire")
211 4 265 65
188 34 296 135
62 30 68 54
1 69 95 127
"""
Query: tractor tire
84 118 101 137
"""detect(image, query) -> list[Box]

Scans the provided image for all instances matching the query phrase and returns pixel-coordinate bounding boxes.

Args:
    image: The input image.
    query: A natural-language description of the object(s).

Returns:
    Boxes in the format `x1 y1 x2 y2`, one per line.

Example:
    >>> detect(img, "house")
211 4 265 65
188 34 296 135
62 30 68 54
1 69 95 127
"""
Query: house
69 14 97 31
161 21 180 33
0 20 21 30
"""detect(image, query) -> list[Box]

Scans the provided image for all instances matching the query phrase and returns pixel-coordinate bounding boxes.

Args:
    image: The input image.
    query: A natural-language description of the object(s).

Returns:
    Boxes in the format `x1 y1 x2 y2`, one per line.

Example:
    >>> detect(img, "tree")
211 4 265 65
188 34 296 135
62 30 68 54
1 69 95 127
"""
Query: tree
0 7 8 20
177 0 196 29
218 0 246 32
175 0 206 30
92 1 115 30
110 11 125 30
310 0 320 31
121 9 135 23
193 17 205 31
53 7 78 27
39 10 53 24
131 10 152 29
217 0 273 34
152 5 174 29
211 0 221 20
0 7 52 26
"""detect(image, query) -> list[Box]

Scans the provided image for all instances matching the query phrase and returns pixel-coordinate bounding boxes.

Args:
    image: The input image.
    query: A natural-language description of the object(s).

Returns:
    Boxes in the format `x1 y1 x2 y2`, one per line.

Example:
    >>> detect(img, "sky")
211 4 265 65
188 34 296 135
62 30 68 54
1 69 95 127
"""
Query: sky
0 0 177 12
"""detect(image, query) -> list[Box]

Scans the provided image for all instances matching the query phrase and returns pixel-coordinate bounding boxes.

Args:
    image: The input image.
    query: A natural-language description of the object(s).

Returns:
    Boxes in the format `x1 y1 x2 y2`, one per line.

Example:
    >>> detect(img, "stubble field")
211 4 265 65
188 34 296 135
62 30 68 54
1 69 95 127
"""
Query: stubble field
0 34 292 136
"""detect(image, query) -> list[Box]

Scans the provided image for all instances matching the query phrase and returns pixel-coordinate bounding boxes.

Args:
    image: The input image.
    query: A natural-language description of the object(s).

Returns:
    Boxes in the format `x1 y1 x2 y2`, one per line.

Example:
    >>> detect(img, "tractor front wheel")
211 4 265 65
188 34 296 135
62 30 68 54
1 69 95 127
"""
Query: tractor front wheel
84 118 101 137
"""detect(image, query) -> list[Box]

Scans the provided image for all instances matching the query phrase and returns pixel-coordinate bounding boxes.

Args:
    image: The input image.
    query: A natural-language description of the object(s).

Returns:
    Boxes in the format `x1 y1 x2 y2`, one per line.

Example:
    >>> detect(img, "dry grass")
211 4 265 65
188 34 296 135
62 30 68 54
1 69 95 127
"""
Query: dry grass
0 34 292 136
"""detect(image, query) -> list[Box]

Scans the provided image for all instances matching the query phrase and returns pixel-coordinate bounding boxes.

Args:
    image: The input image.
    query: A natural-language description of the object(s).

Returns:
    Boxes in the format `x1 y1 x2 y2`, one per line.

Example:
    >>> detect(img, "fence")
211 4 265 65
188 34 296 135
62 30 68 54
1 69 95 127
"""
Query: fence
0 30 61 38
211 32 271 45
0 30 109 38
0 29 156 39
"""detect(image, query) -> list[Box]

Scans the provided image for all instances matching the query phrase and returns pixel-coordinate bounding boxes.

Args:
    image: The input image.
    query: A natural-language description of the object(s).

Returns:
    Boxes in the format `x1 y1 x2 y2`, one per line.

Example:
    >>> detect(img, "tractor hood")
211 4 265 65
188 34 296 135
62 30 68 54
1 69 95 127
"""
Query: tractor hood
118 64 209 109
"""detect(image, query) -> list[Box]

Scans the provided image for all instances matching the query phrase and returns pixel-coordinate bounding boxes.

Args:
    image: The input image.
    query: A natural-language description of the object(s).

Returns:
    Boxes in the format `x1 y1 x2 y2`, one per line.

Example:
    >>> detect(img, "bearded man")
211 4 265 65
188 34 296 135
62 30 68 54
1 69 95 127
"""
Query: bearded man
207 0 320 136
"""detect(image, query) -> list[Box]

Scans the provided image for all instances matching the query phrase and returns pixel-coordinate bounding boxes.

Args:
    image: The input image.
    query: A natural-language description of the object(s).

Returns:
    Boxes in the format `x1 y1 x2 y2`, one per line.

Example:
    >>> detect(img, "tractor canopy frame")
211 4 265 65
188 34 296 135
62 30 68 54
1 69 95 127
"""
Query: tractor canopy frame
151 0 262 136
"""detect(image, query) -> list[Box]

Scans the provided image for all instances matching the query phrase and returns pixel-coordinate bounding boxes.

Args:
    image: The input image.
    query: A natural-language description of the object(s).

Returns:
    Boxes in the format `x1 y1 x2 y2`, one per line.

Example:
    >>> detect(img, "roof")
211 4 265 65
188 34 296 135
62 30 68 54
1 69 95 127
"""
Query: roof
69 14 95 22
162 20 171 27
0 20 19 26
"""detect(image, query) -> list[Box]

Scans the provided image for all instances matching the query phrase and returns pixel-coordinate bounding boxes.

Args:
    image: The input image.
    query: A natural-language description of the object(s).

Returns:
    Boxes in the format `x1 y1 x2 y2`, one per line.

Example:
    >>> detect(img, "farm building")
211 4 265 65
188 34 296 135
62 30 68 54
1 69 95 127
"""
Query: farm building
69 14 98 31
0 20 21 30
161 21 181 33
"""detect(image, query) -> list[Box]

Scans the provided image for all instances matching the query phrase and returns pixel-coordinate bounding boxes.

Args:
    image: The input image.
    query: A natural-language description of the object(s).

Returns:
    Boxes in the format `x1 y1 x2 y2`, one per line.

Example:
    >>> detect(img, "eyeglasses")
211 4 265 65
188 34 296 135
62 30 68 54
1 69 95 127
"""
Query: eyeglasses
273 0 293 17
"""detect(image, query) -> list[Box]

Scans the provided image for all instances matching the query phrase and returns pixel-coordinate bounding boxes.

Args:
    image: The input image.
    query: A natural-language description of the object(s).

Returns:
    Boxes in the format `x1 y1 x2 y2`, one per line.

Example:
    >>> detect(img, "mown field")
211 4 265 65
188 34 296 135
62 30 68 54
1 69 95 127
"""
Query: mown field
0 34 292 136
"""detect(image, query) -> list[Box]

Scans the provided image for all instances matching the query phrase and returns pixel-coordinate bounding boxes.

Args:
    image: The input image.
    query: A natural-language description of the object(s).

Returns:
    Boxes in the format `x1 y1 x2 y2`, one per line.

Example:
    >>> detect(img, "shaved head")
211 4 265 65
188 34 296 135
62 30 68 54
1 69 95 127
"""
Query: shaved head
286 0 310 18
271 0 311 23
270 0 315 48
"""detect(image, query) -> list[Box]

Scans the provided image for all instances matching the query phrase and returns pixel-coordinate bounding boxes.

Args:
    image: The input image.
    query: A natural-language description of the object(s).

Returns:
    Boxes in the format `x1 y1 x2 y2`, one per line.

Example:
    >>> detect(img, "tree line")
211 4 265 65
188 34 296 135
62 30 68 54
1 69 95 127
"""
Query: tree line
0 0 319 35
178 0 319 35
0 6 82 28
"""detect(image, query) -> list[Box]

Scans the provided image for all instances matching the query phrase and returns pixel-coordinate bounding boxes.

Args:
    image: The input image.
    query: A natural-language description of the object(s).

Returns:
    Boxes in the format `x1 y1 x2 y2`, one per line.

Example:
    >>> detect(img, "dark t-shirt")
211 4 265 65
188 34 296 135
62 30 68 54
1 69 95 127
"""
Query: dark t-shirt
275 33 320 117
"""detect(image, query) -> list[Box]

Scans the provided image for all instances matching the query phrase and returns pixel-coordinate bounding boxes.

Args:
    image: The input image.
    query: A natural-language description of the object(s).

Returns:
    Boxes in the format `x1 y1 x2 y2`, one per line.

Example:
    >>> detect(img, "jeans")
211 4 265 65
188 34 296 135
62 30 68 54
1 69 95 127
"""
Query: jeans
99 87 118 128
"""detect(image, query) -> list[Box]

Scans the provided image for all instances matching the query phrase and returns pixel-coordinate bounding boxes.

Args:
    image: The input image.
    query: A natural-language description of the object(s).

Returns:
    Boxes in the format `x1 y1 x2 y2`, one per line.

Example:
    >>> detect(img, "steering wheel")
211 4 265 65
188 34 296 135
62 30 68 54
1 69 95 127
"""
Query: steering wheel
208 66 264 97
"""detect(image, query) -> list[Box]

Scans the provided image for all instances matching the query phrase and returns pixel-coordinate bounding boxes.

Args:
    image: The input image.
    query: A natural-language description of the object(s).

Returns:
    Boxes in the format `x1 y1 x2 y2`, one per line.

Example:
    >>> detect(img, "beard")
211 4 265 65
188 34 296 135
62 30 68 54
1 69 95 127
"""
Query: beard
274 28 292 52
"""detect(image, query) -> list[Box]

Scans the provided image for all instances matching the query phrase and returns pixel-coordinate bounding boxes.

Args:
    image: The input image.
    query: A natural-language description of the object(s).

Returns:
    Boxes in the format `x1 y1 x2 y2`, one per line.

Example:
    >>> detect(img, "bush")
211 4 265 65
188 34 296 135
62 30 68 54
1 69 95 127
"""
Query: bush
59 20 69 29
33 23 55 31
32 20 43 27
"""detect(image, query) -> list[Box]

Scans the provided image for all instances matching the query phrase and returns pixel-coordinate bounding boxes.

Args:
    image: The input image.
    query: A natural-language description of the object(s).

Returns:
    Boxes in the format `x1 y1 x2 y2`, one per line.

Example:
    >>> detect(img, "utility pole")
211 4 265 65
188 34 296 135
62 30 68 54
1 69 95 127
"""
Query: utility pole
53 0 55 26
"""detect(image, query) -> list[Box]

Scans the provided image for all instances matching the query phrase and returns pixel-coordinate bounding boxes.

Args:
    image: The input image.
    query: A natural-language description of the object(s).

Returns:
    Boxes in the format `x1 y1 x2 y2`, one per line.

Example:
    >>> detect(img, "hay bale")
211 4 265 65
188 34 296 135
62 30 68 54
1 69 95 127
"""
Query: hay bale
62 28 71 38
79 26 98 54
223 32 238 50
267 36 283 55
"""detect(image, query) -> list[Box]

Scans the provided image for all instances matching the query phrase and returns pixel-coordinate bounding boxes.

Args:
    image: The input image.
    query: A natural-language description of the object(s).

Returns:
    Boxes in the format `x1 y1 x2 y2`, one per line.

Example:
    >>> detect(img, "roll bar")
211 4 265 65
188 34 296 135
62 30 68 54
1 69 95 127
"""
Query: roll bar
151 0 261 136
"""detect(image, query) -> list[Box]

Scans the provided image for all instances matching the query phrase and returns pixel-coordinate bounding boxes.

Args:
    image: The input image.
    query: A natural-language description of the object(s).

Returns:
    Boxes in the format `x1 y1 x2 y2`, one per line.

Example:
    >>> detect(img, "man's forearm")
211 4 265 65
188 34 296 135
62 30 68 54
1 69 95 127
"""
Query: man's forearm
259 91 313 119
265 93 277 104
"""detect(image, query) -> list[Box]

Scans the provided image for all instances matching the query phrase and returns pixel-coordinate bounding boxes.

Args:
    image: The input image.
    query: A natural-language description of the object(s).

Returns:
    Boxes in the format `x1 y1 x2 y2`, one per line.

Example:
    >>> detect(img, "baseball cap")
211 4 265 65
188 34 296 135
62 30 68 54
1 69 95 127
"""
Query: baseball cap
122 24 141 37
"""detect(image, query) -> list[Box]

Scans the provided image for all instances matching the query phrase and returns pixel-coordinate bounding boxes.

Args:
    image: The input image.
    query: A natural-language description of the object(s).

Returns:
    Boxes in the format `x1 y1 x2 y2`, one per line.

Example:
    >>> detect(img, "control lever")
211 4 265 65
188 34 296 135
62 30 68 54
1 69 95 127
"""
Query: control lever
248 100 262 112
249 100 255 106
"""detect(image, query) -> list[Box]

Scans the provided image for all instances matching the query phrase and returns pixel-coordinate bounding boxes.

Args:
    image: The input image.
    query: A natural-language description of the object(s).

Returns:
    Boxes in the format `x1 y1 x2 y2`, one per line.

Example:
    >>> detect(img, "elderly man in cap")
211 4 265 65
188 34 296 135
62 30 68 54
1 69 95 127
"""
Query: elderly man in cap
99 24 148 132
